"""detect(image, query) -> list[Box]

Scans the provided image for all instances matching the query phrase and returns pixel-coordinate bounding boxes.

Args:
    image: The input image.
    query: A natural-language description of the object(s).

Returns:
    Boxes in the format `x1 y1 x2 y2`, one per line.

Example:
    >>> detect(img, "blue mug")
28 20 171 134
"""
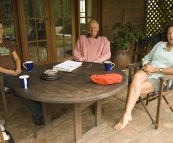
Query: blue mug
19 75 30 89
23 61 33 72
104 61 115 71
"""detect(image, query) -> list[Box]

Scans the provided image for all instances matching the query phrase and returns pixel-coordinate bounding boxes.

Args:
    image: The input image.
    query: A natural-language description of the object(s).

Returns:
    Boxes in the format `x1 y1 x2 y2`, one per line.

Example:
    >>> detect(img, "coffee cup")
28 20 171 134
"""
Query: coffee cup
19 75 30 89
104 61 115 71
23 61 33 72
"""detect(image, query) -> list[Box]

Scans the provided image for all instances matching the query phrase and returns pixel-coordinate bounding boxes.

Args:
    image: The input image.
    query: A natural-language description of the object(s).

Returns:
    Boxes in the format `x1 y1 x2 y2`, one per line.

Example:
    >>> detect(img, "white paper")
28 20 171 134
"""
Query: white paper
53 60 83 72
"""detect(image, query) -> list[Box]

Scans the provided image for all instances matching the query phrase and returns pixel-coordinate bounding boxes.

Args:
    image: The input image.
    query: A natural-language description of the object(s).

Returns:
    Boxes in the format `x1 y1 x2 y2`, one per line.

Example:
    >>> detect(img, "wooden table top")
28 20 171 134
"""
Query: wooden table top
12 62 127 104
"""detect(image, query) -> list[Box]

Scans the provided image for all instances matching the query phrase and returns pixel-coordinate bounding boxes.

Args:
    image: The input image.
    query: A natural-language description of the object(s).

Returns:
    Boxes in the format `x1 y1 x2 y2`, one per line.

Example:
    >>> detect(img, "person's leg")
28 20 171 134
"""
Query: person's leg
2 73 14 89
114 70 154 130
18 96 43 120
2 74 43 125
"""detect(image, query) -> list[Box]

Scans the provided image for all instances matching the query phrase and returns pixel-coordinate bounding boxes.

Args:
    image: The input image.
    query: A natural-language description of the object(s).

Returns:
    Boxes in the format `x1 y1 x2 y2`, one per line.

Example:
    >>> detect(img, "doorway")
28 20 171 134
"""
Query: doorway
16 0 75 64
0 0 100 64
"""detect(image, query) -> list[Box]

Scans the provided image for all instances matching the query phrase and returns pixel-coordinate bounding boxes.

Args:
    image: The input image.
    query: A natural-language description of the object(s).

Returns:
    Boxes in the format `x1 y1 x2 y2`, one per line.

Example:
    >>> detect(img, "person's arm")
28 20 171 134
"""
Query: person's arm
142 41 163 66
12 51 21 74
0 51 22 76
144 64 173 75
0 65 19 76
93 40 111 63
153 67 173 74
74 37 86 62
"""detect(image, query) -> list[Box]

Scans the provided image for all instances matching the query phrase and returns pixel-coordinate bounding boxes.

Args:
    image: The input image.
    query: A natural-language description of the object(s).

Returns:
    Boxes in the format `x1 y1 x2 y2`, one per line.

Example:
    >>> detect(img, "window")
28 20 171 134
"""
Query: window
0 1 16 45
79 0 94 35
0 0 100 64
54 0 73 59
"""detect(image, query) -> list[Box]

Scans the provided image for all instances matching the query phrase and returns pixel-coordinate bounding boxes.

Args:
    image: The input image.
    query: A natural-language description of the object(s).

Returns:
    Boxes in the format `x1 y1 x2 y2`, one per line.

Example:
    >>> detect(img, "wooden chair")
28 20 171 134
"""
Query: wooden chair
127 62 173 129
0 76 16 127
0 76 8 127
133 39 152 62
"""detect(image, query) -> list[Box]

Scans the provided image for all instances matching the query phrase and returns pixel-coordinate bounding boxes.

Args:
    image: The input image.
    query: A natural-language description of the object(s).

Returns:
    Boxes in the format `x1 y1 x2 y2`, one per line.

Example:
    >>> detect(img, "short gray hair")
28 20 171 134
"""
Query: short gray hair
87 20 99 29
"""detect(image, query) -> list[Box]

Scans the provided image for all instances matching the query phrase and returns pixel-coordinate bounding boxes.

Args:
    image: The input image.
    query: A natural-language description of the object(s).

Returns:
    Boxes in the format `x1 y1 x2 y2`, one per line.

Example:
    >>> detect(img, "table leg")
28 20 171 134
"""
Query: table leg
35 111 73 138
76 99 107 143
95 99 102 126
36 101 106 142
42 102 51 125
73 103 82 141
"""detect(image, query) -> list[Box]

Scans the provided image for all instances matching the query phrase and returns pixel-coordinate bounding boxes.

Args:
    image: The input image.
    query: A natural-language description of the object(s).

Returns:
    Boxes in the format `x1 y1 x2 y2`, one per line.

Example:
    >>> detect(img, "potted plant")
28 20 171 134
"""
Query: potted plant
110 22 145 70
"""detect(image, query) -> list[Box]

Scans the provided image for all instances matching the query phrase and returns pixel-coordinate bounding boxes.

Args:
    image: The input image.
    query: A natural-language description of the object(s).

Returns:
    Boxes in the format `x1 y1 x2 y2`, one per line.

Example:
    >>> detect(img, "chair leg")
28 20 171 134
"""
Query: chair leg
139 96 157 129
155 94 163 130
162 95 173 112
145 93 158 106
1 93 8 127
0 78 8 127
146 94 149 105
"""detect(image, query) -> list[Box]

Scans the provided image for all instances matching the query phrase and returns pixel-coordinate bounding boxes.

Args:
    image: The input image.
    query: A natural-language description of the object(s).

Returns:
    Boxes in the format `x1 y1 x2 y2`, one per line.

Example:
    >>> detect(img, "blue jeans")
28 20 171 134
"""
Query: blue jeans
1 73 43 120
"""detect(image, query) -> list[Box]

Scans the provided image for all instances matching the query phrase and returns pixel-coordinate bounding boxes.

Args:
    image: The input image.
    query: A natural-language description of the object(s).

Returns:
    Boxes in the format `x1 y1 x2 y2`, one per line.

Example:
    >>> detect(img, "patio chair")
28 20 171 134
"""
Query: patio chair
0 76 16 127
133 39 152 62
127 62 173 129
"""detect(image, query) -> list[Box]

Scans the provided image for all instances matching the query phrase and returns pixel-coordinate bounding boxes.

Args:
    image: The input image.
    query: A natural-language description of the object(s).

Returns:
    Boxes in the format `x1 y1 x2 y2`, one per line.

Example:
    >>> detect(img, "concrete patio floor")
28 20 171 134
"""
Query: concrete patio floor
1 84 173 143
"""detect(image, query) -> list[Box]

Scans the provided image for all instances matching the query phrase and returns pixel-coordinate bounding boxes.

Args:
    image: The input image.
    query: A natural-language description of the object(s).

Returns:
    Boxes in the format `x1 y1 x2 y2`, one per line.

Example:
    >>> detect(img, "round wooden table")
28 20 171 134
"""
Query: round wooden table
13 62 127 143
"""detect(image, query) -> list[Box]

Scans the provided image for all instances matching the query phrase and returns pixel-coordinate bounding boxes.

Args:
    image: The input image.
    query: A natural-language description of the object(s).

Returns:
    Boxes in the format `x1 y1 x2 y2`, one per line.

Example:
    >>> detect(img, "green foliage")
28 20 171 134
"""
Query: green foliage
111 22 145 51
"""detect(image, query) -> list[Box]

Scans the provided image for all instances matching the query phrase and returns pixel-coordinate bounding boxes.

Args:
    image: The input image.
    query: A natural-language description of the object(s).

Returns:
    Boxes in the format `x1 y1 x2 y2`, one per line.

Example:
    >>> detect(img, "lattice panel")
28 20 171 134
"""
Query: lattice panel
145 0 173 38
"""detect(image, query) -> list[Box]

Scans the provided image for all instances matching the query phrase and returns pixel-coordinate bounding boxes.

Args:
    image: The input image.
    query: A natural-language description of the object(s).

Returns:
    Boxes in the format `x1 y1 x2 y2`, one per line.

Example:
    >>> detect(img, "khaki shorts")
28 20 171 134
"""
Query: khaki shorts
147 78 160 92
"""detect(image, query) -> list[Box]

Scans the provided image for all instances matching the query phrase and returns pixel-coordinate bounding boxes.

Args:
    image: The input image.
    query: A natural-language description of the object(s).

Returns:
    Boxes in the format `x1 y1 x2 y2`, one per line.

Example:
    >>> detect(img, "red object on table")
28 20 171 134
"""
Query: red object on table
91 73 122 85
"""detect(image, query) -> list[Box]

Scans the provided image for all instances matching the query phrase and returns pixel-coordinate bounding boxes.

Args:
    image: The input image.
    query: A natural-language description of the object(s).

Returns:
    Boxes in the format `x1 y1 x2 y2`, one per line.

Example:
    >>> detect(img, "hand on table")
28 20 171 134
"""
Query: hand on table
9 69 22 76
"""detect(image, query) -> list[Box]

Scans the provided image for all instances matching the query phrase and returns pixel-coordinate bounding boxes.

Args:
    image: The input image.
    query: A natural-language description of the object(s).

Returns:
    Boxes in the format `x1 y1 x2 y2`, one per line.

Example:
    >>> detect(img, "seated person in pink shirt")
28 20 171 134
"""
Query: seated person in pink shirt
74 20 111 114
74 20 111 63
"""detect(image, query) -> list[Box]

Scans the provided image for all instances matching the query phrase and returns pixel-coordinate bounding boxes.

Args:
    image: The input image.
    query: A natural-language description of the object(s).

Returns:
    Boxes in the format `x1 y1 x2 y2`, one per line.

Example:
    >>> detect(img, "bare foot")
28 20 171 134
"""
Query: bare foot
114 113 132 130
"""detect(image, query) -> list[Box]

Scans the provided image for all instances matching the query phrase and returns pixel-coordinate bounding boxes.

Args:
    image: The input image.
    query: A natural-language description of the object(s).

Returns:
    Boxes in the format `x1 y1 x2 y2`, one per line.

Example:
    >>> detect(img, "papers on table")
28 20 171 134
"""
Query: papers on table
53 60 83 72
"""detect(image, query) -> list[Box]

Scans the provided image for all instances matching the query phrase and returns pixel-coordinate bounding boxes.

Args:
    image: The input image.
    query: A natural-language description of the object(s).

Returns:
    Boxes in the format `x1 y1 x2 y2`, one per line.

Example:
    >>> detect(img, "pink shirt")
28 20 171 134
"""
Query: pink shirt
74 35 111 63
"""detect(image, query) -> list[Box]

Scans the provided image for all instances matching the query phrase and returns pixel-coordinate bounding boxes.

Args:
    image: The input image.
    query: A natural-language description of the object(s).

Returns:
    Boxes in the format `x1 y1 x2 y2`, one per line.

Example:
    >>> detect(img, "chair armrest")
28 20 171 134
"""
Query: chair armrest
159 75 173 81
156 75 173 94
127 61 142 69
126 61 143 87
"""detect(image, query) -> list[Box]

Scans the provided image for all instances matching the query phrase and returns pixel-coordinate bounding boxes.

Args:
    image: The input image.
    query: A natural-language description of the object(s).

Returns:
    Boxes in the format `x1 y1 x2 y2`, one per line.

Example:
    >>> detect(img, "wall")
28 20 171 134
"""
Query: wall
100 0 146 42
